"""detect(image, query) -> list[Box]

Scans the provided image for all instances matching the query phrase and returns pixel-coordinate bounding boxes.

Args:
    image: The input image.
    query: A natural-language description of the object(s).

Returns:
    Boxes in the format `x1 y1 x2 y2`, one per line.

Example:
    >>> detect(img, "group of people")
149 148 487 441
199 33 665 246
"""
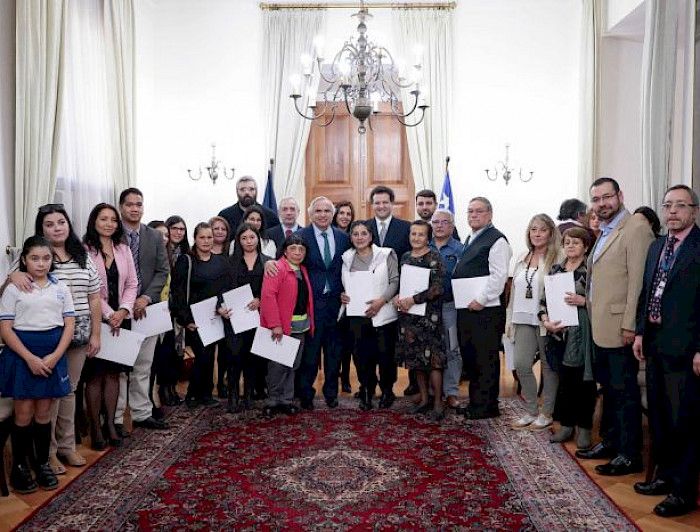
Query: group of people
0 175 698 519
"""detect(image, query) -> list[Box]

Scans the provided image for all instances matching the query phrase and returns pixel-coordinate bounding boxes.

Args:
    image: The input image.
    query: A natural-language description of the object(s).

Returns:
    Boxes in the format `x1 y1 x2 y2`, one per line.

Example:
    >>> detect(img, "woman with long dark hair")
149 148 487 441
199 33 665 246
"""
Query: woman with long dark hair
240 205 276 258
165 215 190 267
209 215 233 398
83 203 138 449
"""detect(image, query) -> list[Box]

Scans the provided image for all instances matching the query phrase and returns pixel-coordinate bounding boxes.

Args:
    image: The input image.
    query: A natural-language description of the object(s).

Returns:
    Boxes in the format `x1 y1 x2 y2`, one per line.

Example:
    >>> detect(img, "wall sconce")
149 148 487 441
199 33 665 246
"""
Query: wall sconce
485 143 533 185
188 143 235 184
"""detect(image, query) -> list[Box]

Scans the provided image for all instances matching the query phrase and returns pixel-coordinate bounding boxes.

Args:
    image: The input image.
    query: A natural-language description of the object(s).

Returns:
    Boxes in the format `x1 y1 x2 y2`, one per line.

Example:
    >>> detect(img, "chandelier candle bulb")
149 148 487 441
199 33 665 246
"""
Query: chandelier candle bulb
290 74 301 95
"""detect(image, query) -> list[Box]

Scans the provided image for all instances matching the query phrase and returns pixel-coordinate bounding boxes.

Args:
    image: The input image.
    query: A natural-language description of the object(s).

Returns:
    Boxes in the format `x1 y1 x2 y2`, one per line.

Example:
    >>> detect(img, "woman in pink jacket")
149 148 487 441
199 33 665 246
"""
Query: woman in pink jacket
260 235 314 417
83 203 138 450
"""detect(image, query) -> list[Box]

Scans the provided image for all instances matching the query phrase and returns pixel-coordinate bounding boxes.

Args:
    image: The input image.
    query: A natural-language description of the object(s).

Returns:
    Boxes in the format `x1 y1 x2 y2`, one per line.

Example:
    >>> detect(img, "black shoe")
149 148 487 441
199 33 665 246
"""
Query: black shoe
326 397 339 409
262 405 278 417
595 454 643 476
654 494 698 518
152 406 165 420
575 441 615 460
634 478 671 496
10 464 37 494
133 416 170 430
114 423 131 439
278 404 300 415
300 399 314 410
168 385 184 405
378 392 395 409
217 384 228 399
403 384 419 396
200 396 217 406
341 383 352 394
35 462 59 491
186 396 200 409
458 407 499 420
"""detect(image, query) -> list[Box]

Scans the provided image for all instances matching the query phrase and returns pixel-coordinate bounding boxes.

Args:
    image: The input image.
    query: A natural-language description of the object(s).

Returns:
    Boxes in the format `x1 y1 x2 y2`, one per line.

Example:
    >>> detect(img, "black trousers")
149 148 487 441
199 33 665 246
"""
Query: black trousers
214 337 231 390
645 326 700 500
557 365 597 429
153 330 181 387
339 317 353 386
347 317 397 395
226 327 257 395
186 329 216 400
457 306 503 415
594 343 642 459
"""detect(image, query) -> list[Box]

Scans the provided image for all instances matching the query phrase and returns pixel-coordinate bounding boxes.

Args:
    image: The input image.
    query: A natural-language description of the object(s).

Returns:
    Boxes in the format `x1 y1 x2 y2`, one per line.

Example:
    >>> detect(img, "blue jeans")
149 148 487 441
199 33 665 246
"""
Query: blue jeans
441 301 462 397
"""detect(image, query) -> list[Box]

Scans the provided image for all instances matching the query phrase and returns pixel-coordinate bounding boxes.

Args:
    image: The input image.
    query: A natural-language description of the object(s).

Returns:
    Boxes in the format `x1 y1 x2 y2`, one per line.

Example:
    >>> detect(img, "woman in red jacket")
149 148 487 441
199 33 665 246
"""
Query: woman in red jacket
260 236 314 417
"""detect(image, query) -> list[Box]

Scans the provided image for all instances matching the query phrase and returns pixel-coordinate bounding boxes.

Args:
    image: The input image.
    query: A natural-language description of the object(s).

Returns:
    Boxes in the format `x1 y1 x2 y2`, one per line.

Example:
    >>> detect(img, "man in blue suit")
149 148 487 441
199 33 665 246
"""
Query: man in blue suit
632 185 700 518
297 196 350 409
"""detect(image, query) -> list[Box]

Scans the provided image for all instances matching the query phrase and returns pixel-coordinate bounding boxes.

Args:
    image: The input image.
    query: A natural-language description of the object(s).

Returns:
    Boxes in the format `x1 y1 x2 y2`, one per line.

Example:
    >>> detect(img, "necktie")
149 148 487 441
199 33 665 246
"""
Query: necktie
379 221 387 246
647 236 678 321
321 231 332 268
129 230 142 294
285 228 292 238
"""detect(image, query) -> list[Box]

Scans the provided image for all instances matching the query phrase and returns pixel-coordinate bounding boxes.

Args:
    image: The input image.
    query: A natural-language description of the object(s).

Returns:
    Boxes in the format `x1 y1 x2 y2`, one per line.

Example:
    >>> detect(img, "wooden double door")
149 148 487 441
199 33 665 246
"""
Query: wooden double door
305 104 415 222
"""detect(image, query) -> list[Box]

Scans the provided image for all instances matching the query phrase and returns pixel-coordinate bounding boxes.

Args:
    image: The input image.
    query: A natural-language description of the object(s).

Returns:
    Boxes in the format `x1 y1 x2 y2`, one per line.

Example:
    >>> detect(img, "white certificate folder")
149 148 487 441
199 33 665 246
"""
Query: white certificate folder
96 323 145 367
130 301 173 337
222 284 260 334
399 265 430 316
190 296 225 346
251 327 301 368
544 272 579 327
452 276 489 309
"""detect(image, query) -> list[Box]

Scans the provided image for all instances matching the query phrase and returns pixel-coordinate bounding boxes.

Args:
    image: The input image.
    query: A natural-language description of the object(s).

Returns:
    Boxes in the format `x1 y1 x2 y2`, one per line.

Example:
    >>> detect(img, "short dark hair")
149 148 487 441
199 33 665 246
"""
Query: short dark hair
410 219 433 241
347 220 372 249
242 205 268 240
664 184 699 206
590 177 620 193
562 227 591 250
147 220 166 231
83 203 126 252
370 185 395 204
119 187 144 205
19 236 54 273
557 198 587 221
415 189 436 201
280 234 308 265
634 206 662 237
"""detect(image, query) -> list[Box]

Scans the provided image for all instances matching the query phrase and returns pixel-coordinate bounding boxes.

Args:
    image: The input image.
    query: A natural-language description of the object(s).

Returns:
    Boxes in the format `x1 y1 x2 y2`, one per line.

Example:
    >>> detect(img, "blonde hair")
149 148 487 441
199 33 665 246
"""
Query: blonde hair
525 213 561 273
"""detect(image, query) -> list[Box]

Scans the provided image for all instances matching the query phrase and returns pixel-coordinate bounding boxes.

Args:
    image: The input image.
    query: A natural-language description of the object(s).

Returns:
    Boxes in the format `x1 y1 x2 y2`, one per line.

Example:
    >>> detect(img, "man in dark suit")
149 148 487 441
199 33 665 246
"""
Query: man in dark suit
632 185 700 518
115 188 170 433
365 186 411 403
218 175 280 233
297 196 350 409
268 196 302 251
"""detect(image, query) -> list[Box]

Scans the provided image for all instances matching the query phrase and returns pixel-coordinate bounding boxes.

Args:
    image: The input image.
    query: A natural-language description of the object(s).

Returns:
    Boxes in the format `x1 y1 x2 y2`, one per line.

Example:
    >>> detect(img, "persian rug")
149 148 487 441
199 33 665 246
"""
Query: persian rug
16 398 636 531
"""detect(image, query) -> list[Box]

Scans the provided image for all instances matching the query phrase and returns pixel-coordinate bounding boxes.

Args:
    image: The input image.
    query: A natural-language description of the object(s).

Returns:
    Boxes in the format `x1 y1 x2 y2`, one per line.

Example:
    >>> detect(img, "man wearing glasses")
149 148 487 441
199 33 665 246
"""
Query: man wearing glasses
632 185 700 517
452 197 511 420
429 209 464 409
576 177 654 477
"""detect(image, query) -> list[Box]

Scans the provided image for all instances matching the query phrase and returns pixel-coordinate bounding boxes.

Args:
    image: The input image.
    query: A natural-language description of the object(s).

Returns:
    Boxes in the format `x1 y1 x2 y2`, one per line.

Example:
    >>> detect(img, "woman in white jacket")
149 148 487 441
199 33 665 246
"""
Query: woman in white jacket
340 221 399 411
506 214 563 431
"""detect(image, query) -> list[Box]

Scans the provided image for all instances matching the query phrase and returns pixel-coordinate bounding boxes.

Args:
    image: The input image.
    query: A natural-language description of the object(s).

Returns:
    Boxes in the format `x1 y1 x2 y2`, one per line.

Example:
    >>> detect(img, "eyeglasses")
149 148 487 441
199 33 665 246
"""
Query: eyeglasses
38 203 65 214
590 193 617 204
661 202 698 211
431 219 452 226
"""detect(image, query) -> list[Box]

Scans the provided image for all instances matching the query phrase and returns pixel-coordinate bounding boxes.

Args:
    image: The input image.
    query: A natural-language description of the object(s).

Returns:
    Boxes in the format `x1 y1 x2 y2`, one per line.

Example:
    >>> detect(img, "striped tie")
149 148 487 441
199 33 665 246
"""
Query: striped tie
129 230 142 294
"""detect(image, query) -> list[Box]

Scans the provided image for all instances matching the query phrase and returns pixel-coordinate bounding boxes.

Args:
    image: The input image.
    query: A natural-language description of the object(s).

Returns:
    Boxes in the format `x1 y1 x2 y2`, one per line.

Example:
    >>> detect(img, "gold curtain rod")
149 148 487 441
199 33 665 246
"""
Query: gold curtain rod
260 2 456 10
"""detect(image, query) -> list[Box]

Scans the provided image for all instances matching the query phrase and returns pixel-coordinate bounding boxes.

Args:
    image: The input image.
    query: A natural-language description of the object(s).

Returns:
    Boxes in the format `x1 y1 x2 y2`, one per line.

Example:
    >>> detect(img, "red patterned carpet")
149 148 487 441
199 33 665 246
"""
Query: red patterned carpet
15 398 637 531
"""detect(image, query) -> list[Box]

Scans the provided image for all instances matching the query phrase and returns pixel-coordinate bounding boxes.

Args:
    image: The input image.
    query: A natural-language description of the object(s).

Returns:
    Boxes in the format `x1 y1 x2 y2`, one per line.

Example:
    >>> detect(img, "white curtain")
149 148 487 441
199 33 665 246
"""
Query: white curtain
104 0 136 200
393 8 453 193
15 0 66 243
54 0 114 235
262 9 326 200
640 0 679 208
577 0 600 202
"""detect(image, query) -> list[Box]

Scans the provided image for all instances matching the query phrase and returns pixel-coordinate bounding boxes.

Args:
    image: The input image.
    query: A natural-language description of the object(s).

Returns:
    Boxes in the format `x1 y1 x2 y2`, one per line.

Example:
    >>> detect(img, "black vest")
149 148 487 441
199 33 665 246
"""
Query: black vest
452 226 507 279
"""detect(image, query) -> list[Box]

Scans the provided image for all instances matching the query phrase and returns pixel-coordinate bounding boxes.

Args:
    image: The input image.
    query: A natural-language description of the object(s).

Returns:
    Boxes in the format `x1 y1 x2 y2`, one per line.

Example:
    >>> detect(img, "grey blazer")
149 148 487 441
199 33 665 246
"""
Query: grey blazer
137 223 170 302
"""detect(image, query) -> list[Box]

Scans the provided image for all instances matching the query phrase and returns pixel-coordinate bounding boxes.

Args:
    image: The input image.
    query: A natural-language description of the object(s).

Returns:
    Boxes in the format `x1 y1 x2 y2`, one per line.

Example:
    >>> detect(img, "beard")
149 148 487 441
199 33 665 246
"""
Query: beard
239 196 255 208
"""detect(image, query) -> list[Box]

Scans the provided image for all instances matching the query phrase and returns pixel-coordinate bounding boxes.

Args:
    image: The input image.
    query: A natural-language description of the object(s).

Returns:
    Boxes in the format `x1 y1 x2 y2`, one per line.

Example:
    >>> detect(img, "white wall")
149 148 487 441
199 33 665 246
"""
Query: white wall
135 0 583 259
0 0 15 279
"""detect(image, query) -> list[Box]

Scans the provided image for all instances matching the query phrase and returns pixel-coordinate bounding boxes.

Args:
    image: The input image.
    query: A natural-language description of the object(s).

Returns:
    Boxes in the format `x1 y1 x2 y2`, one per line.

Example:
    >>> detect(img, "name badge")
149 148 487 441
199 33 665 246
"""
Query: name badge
654 280 666 299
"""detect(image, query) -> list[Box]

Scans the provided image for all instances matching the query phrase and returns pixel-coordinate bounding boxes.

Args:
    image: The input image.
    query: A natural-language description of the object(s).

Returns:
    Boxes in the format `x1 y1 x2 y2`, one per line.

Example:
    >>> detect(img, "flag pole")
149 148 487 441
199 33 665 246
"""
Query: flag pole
445 155 450 173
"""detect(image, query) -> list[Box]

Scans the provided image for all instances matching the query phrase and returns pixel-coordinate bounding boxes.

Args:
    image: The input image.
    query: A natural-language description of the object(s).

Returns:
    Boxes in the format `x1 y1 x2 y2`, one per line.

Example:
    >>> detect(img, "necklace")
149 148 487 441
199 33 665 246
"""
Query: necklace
524 254 539 299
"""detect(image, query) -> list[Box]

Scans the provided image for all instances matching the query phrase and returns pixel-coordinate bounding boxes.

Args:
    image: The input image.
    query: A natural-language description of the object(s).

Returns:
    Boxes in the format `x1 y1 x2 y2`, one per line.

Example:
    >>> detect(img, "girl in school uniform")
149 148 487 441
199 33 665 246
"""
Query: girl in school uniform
0 236 76 494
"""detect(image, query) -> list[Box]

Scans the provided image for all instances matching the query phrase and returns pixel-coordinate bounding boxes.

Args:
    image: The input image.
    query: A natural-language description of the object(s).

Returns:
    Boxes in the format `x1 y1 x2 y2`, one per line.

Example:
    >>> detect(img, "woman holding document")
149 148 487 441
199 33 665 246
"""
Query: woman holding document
339 220 399 411
260 235 314 417
83 203 138 449
538 227 595 448
506 214 562 432
221 223 270 413
394 220 447 421
170 222 231 409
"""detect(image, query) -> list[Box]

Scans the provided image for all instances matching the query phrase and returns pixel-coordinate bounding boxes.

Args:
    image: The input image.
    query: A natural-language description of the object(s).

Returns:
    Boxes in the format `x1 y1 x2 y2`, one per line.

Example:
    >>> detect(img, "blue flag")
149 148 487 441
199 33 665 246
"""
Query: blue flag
262 168 278 215
438 170 455 214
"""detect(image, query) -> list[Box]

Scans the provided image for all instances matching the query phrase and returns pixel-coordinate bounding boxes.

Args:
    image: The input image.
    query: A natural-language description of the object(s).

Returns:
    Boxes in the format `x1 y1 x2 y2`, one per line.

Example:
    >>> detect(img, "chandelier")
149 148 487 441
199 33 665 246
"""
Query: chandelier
485 144 534 185
187 143 235 184
289 1 428 134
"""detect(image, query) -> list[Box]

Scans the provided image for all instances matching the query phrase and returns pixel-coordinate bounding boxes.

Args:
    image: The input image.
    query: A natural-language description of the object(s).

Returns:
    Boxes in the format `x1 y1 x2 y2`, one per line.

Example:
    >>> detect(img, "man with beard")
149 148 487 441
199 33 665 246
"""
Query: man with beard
416 189 459 240
219 176 280 232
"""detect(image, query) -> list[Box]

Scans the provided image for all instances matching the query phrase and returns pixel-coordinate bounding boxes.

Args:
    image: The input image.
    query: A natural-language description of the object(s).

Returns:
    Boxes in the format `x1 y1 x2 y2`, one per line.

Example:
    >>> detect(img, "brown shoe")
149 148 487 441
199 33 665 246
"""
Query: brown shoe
58 451 87 467
446 396 461 409
48 455 66 475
